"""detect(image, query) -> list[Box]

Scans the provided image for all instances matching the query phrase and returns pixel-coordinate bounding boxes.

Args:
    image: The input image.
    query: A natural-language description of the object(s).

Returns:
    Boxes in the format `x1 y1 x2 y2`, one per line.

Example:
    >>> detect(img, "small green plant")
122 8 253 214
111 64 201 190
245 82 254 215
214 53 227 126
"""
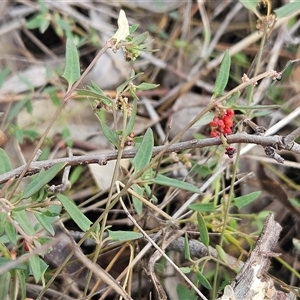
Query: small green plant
1 2 300 300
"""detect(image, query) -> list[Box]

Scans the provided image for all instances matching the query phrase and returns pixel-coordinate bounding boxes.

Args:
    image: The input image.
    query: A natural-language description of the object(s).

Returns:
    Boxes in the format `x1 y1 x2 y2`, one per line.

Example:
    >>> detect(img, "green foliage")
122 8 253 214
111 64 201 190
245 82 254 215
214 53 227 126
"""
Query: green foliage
234 191 261 209
0 148 12 175
213 50 231 97
274 2 300 19
62 38 80 89
197 212 209 247
238 0 259 14
56 193 92 232
150 174 201 194
108 230 143 241
22 162 66 199
177 284 198 300
132 128 154 173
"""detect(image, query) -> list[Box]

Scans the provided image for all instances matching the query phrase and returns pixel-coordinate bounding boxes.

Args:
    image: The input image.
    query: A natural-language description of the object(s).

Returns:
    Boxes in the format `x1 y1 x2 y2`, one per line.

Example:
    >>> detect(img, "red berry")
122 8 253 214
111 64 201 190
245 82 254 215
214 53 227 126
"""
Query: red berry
223 127 232 134
217 119 225 128
226 109 234 117
223 115 233 127
210 130 219 137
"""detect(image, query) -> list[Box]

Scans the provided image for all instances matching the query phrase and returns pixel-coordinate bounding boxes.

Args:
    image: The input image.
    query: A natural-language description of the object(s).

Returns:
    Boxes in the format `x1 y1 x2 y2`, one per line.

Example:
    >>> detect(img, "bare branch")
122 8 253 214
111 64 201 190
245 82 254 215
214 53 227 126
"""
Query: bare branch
1 132 300 184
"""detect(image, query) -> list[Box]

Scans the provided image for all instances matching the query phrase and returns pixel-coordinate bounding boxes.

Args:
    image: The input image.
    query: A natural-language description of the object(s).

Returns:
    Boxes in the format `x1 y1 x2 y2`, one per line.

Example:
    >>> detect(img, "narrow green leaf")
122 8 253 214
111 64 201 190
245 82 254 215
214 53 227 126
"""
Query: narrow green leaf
184 233 191 260
0 148 12 175
108 230 143 241
197 212 209 247
125 99 137 136
135 82 160 91
131 32 149 45
129 24 139 34
22 162 66 199
34 212 56 236
131 183 144 215
116 72 143 95
77 89 112 106
213 50 231 97
216 245 228 263
62 38 80 87
274 2 300 19
0 271 11 300
56 193 92 232
189 203 215 212
16 270 26 300
238 0 259 13
0 212 6 236
4 220 17 245
232 104 280 110
132 128 154 172
98 119 119 147
234 191 260 209
150 174 201 194
12 210 35 236
29 255 42 283
195 270 212 290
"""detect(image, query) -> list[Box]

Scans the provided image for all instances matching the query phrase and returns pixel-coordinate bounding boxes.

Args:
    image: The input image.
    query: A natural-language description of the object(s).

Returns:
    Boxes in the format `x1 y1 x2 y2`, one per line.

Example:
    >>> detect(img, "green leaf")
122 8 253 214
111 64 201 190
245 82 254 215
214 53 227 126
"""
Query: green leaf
0 271 11 300
34 211 56 236
22 162 66 199
131 183 144 215
132 128 154 172
98 119 119 147
129 24 139 34
135 82 160 91
56 193 92 232
184 233 191 259
125 98 137 137
177 284 197 300
216 245 228 263
70 166 83 185
4 220 17 245
234 191 260 209
77 90 112 106
62 38 80 88
192 111 215 128
108 230 143 241
232 104 280 110
197 213 209 247
0 212 6 236
116 72 143 95
274 2 300 19
238 0 259 13
131 32 149 45
16 270 26 300
189 203 215 212
12 210 35 236
213 49 231 97
0 148 12 175
195 270 212 290
29 255 43 283
150 174 201 194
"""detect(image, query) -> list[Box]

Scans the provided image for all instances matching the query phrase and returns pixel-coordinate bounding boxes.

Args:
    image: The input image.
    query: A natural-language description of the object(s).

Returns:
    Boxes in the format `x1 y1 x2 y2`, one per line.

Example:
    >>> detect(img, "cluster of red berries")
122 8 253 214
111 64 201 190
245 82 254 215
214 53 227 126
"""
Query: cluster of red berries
209 109 234 137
